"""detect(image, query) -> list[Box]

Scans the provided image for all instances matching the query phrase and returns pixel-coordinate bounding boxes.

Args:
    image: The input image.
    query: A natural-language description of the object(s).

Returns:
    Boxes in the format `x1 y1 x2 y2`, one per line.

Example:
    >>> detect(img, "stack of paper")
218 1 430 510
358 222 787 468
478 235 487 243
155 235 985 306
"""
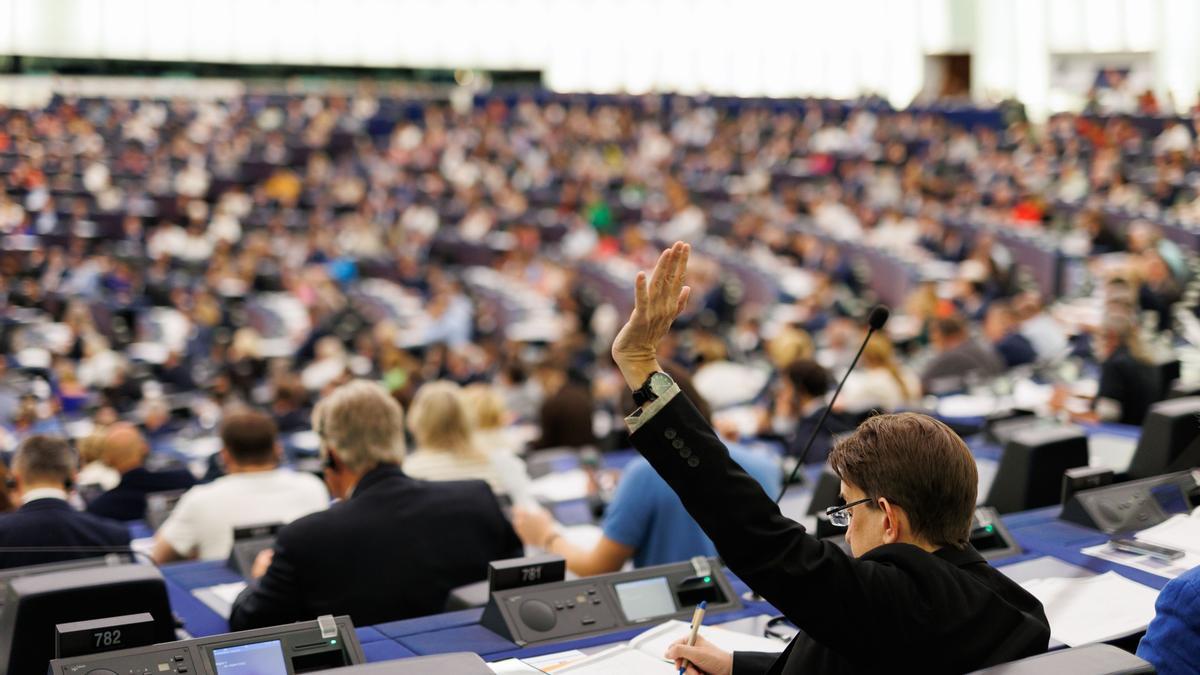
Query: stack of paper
1082 511 1200 580
554 619 785 675
1019 572 1160 647
192 581 248 619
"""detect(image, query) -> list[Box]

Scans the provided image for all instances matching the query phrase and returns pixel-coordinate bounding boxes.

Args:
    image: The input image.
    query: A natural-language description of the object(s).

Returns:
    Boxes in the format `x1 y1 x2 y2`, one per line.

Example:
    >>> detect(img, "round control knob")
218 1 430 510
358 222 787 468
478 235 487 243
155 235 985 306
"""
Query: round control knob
519 599 558 632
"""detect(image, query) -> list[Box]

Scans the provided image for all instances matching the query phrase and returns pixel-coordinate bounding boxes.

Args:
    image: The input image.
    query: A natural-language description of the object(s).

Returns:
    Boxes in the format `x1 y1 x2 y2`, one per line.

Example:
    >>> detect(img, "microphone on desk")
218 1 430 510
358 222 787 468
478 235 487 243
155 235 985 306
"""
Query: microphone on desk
775 304 890 503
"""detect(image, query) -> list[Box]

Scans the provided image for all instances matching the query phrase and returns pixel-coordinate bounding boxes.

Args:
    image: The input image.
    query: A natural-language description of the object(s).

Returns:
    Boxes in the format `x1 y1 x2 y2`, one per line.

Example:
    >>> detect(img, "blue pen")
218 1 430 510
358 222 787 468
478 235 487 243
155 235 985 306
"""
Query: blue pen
679 600 708 675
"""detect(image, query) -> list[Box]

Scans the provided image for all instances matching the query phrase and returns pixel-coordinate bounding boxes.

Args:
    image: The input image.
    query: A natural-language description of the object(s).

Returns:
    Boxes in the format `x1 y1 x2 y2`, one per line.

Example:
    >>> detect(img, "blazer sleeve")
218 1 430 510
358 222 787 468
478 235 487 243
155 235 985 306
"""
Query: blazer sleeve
228 532 306 631
628 393 913 654
732 651 780 675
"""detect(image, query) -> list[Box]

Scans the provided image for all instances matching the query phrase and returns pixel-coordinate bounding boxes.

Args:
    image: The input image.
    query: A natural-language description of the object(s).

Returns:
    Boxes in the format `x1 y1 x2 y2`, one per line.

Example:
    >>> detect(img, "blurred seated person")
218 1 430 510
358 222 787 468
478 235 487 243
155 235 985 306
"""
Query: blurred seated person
982 301 1037 368
229 380 522 630
919 315 1005 395
1137 565 1200 675
152 410 329 563
1138 252 1182 332
402 380 532 504
532 365 596 451
462 382 523 455
1013 291 1068 361
75 428 121 492
759 359 850 465
0 435 130 569
270 375 310 434
512 365 781 575
1051 313 1161 426
139 396 183 452
837 335 922 414
86 423 196 521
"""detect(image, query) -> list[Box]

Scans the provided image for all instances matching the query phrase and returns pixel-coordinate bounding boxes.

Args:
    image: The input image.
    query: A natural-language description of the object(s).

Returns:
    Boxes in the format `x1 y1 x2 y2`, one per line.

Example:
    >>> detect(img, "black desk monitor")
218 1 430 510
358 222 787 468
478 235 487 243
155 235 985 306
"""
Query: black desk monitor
985 425 1088 514
0 552 134 611
227 522 283 578
49 615 364 675
1126 396 1200 480
0 563 175 675
146 489 189 531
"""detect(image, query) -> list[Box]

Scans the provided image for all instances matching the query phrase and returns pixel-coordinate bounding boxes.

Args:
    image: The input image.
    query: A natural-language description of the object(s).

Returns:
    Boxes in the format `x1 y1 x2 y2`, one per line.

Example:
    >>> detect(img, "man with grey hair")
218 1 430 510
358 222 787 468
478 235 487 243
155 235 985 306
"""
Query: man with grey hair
230 380 522 630
0 435 130 569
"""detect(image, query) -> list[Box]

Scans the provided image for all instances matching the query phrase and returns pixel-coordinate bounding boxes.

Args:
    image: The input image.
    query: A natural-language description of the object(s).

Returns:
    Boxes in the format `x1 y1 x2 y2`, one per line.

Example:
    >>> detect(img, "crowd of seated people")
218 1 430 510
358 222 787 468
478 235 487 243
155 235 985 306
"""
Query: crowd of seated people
0 91 1197 670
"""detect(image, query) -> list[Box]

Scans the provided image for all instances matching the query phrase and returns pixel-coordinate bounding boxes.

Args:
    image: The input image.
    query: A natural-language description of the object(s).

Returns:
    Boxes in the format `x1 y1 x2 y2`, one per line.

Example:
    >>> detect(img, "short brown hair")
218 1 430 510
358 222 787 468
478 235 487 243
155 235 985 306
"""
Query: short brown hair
828 413 977 549
13 435 77 485
220 410 279 465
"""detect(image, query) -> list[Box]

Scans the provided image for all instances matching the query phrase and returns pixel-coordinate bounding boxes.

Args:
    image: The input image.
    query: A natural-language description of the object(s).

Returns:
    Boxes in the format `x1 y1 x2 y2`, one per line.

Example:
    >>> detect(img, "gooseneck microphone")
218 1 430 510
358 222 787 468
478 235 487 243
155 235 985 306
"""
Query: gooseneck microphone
775 305 890 503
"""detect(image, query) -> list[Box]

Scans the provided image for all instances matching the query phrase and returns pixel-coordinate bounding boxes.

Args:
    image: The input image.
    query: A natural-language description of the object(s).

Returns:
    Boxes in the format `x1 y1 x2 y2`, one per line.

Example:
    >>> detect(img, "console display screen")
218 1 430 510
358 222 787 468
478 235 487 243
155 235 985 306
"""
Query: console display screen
1151 483 1189 515
614 576 677 622
212 640 289 675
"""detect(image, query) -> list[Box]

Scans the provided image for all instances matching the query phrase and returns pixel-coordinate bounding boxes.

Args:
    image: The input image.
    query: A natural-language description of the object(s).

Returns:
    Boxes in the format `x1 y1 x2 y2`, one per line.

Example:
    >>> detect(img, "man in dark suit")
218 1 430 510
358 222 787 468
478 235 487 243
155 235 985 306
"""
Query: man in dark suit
779 359 853 465
611 242 1049 674
229 380 522 630
86 423 196 521
0 435 130 569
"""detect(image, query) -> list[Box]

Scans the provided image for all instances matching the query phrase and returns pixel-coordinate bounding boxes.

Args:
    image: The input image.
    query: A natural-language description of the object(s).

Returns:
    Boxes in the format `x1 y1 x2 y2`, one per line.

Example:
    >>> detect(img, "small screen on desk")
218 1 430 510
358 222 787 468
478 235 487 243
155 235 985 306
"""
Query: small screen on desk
212 640 288 675
614 576 677 622
1150 483 1189 515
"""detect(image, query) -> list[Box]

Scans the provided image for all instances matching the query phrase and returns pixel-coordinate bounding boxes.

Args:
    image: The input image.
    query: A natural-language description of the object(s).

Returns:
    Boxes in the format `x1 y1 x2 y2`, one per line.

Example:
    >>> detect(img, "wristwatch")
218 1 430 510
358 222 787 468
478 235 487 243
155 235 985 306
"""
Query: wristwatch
632 371 674 407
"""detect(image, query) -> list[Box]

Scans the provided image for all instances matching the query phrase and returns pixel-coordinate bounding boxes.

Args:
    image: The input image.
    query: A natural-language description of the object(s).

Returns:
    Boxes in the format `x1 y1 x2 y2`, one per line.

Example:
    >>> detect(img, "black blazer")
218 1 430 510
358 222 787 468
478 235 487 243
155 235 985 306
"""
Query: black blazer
630 394 1050 674
86 467 197 522
0 498 131 569
229 464 523 630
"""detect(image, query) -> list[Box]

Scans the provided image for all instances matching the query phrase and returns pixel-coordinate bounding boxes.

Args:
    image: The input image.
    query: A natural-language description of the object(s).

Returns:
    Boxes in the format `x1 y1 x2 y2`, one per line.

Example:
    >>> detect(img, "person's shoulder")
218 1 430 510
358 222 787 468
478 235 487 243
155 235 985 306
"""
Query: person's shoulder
75 510 132 541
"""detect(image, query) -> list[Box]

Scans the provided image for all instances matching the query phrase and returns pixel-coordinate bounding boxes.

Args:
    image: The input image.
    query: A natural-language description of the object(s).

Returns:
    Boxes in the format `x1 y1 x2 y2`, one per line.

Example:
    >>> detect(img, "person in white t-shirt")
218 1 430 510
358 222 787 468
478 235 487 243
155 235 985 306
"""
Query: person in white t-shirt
150 410 329 563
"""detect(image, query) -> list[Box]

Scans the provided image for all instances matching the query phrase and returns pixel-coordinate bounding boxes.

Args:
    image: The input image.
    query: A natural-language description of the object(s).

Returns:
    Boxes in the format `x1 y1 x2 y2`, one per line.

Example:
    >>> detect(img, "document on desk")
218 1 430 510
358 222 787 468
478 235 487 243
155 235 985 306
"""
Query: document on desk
191 581 248 619
1019 572 1160 647
529 469 590 503
555 618 786 674
1080 512 1200 580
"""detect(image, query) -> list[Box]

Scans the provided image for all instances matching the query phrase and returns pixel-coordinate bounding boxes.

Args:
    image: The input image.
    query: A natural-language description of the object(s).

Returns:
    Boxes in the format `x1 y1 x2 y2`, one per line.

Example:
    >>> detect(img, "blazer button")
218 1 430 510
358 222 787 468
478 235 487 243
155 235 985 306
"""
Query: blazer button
679 447 692 459
665 428 677 439
671 439 685 449
687 456 700 468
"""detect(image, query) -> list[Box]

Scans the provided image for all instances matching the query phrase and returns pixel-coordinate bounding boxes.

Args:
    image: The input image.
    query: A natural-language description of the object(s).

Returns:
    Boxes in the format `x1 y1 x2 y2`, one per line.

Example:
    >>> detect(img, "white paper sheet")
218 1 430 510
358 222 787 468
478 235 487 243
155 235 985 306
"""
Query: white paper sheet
1081 543 1200 581
629 619 787 660
1134 513 1200 555
1019 572 1160 647
554 645 674 674
191 581 248 619
529 469 589 502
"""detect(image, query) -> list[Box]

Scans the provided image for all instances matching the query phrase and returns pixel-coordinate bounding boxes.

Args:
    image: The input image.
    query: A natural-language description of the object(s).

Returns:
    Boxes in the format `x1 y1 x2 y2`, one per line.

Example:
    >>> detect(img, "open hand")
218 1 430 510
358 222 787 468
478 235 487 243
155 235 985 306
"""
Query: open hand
611 241 692 390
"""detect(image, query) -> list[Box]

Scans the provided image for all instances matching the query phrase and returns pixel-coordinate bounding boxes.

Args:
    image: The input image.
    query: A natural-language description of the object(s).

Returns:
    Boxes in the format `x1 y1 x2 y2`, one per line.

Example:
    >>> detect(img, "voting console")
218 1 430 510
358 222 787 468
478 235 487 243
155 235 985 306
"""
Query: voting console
49 615 363 675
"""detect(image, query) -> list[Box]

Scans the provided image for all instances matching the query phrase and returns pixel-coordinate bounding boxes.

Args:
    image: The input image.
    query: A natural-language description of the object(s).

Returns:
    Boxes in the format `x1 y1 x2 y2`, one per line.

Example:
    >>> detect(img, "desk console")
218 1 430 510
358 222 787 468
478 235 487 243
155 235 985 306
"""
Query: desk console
481 557 739 646
49 615 362 675
1060 470 1199 533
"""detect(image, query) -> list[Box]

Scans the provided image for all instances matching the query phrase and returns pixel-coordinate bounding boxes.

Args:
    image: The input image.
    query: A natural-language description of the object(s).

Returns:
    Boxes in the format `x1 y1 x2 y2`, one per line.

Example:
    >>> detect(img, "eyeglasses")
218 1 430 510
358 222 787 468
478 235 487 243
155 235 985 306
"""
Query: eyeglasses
824 497 874 527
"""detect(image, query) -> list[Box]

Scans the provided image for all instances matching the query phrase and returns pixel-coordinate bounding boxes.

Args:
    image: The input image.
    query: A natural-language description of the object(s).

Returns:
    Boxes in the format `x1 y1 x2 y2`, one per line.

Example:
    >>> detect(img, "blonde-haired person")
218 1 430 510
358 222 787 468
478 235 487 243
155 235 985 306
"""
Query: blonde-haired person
229 379 521 630
462 383 521 455
836 334 922 414
404 381 533 504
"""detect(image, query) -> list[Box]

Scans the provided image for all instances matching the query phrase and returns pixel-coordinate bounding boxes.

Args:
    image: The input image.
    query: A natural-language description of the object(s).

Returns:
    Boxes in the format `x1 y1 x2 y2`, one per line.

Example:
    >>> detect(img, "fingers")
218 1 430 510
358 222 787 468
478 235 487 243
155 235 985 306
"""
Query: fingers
675 285 692 318
635 271 649 311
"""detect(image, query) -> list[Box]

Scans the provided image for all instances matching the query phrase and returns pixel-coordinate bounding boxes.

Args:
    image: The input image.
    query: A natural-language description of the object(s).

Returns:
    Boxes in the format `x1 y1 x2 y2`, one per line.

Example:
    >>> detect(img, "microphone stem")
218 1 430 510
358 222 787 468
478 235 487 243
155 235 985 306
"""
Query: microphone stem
776 327 877 503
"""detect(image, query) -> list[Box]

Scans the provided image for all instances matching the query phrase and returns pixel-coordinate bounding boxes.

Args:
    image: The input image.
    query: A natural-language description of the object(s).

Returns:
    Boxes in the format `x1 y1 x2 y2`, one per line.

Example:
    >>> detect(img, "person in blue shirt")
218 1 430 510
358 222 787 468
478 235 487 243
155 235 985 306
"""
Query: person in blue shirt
512 364 781 575
1137 565 1200 675
983 301 1037 369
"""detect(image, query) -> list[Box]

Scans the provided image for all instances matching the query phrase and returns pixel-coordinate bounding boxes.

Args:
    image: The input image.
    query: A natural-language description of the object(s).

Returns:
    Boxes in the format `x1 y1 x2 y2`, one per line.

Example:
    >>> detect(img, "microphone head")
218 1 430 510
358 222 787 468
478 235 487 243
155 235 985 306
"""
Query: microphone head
867 305 890 331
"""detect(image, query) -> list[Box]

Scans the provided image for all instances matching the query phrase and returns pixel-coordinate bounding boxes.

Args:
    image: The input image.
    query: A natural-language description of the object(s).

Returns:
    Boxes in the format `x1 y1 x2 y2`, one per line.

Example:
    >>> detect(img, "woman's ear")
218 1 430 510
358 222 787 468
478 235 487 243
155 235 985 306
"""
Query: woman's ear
877 497 902 544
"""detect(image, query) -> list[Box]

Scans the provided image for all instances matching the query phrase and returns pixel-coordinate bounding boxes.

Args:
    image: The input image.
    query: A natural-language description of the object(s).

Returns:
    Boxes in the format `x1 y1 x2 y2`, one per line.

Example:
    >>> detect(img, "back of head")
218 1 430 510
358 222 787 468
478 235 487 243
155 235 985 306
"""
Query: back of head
784 359 831 400
312 379 406 474
13 435 77 487
99 423 149 473
931 315 967 347
220 409 279 466
408 380 475 454
829 412 977 549
462 383 507 431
